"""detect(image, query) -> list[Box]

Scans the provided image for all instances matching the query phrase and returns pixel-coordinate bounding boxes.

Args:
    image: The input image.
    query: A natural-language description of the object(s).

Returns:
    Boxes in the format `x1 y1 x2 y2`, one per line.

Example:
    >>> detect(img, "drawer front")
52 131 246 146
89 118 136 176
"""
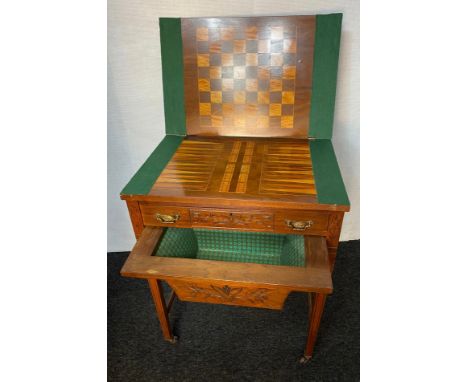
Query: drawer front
231 211 274 231
140 204 191 228
191 209 231 228
191 209 274 231
274 211 329 234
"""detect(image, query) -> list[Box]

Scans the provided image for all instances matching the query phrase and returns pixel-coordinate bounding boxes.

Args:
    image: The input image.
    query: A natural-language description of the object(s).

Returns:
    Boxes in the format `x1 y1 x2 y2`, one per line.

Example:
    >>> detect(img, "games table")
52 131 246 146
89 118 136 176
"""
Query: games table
120 14 349 362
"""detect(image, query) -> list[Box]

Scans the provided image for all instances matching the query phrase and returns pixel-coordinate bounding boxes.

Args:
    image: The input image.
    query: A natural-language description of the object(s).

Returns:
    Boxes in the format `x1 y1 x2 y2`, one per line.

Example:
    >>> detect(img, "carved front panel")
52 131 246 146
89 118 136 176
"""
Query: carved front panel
191 209 274 231
191 209 232 227
231 211 273 229
167 280 290 309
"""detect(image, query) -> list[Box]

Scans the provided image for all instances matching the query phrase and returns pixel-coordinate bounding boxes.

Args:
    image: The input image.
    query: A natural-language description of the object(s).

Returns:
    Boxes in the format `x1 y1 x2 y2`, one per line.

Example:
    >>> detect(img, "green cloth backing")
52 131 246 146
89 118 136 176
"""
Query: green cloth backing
159 18 186 136
120 135 182 196
154 228 305 267
309 13 343 139
309 139 349 206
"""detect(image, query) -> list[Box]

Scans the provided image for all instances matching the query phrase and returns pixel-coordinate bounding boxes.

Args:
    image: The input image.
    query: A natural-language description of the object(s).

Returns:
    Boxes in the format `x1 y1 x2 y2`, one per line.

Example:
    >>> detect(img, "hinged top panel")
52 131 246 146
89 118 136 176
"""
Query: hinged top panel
182 16 316 138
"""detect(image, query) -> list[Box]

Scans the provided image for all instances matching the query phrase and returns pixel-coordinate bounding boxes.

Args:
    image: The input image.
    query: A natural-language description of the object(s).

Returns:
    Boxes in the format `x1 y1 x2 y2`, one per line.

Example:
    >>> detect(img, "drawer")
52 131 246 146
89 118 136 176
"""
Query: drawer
121 226 333 296
274 211 329 234
140 203 191 228
191 209 231 228
191 209 274 231
231 211 274 231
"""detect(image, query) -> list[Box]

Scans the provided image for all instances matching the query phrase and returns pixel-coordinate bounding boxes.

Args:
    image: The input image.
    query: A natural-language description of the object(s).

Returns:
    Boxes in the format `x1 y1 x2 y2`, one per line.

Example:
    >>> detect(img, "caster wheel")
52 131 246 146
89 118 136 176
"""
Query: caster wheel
168 335 178 344
299 356 312 364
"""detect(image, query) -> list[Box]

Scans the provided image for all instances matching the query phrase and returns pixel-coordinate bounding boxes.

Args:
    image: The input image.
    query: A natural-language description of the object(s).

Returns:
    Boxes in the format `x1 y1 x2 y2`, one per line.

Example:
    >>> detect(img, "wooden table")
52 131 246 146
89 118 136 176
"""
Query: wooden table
120 14 349 362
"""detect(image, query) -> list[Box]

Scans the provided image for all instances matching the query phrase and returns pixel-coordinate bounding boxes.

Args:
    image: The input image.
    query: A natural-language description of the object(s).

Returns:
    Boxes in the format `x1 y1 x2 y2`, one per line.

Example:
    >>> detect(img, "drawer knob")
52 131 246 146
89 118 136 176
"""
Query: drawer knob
155 213 180 224
285 220 313 231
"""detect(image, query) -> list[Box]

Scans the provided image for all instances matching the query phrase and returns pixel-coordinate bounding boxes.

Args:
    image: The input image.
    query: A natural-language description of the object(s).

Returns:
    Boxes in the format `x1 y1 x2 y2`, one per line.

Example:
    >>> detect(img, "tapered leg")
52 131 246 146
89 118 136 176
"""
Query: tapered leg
148 279 175 342
303 293 327 361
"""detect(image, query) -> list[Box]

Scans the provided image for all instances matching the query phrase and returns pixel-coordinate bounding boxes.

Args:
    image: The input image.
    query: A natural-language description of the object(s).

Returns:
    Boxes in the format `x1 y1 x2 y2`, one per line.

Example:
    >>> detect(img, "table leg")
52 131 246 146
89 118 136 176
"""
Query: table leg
148 279 176 343
307 292 315 315
302 293 327 362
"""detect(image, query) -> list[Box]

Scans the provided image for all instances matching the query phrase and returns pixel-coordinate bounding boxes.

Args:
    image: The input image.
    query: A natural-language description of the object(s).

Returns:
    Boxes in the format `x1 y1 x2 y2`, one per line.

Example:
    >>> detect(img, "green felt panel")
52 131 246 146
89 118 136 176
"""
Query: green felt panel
120 135 183 196
309 140 349 206
309 13 343 139
159 18 186 136
153 228 305 267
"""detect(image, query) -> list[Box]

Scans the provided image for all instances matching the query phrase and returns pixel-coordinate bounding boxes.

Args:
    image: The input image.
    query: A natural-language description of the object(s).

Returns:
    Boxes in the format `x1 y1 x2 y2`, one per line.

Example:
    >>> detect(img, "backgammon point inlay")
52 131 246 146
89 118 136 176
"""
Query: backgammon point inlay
152 138 317 199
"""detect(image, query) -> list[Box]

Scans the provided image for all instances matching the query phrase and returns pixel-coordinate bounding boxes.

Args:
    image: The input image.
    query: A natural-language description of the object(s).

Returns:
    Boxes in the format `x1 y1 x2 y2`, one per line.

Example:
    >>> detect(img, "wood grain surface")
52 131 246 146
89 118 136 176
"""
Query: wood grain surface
151 137 317 203
152 140 223 192
167 279 291 309
126 200 144 238
138 203 331 236
182 16 315 137
120 227 333 293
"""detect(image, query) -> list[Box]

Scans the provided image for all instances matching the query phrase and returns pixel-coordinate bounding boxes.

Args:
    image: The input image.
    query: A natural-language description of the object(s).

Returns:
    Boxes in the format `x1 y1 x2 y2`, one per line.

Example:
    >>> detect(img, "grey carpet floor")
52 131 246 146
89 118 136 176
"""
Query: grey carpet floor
108 240 359 381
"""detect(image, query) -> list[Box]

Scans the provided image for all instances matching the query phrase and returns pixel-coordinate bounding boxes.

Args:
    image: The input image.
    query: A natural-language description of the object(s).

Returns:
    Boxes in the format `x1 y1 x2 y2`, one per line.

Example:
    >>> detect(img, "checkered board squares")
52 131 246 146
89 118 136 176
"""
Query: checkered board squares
196 25 297 130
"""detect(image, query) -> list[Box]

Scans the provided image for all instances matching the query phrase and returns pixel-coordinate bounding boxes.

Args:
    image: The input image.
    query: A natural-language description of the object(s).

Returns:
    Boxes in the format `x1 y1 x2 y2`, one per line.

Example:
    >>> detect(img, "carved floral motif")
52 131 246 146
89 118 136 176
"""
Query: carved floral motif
191 210 273 229
187 284 272 304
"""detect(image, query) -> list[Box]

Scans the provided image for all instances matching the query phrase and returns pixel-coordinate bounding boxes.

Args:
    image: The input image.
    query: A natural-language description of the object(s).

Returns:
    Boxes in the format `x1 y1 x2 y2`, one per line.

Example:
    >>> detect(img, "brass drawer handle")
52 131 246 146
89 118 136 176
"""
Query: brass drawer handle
155 213 180 224
285 220 313 231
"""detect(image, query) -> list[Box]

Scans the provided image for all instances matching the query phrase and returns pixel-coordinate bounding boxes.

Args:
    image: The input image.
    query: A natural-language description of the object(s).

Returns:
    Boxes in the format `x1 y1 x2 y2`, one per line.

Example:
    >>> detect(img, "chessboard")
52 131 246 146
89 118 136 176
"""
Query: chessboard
182 16 316 138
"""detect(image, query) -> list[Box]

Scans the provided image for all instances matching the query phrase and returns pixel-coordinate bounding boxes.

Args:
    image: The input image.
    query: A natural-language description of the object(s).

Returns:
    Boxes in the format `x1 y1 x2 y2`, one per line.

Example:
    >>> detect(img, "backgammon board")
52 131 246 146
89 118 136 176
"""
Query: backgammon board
151 137 316 200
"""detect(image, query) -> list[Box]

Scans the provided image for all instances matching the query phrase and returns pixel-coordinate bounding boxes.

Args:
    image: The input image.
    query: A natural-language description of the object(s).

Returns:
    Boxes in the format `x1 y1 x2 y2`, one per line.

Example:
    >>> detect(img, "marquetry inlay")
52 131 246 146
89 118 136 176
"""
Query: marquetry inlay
219 141 242 192
259 141 316 196
182 16 316 137
194 24 298 131
219 141 255 193
150 137 317 202
153 140 222 191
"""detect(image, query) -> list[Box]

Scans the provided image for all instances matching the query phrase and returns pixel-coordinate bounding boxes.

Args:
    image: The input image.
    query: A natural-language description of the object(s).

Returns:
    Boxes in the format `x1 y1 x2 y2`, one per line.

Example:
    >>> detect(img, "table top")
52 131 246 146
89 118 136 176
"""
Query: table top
151 136 316 203
121 135 349 211
120 15 348 211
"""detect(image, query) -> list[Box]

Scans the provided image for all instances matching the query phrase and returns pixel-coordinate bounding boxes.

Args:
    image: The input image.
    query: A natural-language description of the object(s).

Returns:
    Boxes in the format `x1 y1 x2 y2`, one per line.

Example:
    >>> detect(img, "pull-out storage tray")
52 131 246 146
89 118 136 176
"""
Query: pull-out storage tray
121 226 332 310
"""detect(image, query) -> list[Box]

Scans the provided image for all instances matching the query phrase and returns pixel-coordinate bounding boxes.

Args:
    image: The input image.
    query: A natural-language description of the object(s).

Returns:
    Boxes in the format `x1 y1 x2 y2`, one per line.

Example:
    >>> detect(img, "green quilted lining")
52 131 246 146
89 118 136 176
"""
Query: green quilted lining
154 228 305 267
154 228 198 258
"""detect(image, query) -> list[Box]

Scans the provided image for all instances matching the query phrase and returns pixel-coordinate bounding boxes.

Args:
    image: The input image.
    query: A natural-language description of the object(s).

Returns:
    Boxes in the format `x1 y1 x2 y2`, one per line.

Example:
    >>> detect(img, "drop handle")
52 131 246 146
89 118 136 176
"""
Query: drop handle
155 213 180 224
285 220 313 230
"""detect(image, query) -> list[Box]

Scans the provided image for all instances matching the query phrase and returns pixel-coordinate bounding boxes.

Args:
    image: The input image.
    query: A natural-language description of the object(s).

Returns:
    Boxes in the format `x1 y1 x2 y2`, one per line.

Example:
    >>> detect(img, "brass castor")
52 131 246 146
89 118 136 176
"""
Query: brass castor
299 355 312 364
